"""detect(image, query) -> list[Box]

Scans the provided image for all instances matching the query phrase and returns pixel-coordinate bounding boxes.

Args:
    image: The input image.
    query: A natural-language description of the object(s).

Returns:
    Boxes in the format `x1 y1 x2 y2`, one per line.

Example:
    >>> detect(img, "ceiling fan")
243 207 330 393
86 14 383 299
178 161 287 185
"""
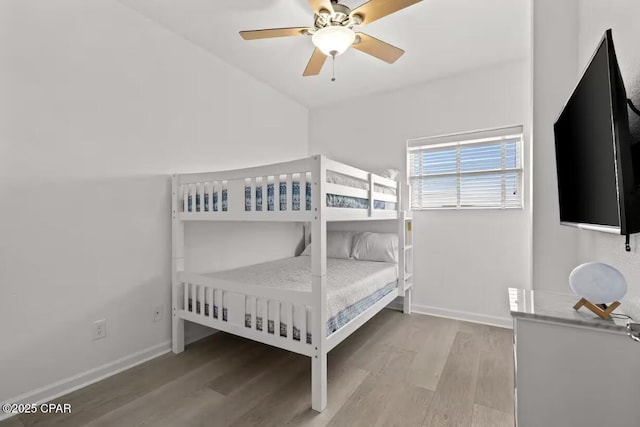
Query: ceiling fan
240 0 423 78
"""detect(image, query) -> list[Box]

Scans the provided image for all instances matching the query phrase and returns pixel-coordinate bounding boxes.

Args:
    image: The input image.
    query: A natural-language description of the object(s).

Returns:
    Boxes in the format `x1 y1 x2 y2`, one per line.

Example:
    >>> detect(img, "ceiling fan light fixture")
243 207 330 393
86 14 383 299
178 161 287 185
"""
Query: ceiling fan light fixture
312 26 355 56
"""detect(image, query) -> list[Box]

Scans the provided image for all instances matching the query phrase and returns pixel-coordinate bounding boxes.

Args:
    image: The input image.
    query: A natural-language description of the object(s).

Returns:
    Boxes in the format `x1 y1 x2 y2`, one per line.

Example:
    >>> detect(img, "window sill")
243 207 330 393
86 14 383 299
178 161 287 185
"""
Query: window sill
411 206 524 211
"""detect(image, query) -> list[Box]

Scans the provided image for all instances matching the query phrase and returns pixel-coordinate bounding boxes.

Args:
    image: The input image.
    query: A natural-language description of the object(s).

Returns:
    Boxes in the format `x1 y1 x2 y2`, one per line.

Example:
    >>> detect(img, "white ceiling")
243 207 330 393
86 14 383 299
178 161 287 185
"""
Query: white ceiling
117 0 529 108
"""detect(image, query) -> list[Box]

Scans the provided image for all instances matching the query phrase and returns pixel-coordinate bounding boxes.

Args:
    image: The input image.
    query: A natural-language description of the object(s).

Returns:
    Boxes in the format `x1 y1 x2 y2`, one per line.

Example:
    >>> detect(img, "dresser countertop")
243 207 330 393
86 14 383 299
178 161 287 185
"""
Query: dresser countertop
509 288 640 332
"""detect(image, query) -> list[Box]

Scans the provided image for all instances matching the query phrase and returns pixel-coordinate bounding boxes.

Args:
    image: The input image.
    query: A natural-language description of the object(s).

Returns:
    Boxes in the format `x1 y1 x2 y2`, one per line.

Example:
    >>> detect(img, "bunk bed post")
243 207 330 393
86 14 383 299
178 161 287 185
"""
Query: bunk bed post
311 155 328 412
171 175 185 353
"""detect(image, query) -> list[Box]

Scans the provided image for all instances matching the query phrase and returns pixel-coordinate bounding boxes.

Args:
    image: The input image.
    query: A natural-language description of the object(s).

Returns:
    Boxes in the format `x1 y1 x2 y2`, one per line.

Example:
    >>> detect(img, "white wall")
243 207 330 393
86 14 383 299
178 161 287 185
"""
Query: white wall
309 60 530 325
531 0 640 297
576 0 640 296
0 0 307 404
531 0 580 292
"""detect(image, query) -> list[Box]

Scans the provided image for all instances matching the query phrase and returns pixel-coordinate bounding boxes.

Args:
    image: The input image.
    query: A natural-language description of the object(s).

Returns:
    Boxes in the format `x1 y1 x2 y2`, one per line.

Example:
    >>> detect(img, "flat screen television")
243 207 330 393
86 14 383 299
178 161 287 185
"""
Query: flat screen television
554 29 640 244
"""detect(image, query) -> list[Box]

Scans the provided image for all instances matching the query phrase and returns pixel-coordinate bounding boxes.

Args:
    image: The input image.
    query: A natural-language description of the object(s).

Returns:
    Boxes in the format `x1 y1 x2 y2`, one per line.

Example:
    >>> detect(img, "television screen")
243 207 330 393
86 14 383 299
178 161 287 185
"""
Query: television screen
554 30 631 232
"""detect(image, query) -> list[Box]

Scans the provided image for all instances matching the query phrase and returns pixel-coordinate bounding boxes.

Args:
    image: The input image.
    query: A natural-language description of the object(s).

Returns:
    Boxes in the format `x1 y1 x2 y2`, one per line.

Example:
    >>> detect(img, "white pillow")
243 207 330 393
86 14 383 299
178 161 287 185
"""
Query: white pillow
351 232 398 263
301 231 355 259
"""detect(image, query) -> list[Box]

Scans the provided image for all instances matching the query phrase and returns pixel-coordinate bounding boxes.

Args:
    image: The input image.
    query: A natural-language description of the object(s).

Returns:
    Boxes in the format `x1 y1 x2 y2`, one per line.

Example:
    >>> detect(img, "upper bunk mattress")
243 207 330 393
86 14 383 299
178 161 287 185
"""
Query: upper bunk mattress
201 256 398 323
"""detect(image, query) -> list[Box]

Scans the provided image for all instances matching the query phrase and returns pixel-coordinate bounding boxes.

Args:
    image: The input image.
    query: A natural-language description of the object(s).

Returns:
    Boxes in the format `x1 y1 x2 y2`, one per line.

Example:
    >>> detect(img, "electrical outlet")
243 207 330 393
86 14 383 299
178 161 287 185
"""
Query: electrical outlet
153 305 163 322
92 319 106 340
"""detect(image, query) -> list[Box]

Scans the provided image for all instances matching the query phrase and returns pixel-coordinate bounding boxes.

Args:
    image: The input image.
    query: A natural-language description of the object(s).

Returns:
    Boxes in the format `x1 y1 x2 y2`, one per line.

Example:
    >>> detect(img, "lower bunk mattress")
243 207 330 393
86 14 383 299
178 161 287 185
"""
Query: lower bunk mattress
188 256 398 344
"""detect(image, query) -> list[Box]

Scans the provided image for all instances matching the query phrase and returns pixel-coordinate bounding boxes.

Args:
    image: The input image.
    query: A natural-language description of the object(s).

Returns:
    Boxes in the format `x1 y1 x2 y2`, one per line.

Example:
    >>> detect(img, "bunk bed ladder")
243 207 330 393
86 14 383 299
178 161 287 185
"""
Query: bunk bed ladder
398 210 413 315
172 175 185 354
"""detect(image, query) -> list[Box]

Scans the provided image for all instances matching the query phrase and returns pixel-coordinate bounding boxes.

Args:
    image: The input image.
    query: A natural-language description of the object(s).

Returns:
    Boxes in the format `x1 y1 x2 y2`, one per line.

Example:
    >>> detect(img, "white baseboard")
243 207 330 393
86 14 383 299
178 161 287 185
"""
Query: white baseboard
388 297 512 329
0 340 171 422
412 303 513 329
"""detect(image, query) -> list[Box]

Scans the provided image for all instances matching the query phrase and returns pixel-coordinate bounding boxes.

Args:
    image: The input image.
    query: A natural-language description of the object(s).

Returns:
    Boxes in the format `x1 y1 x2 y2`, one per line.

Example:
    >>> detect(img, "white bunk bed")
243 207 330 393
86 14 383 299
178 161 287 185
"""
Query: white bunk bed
171 155 414 412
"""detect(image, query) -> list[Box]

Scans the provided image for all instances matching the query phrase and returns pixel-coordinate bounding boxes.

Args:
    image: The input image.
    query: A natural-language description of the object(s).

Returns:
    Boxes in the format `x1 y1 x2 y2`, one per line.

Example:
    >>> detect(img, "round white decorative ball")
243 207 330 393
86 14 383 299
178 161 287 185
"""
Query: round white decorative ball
569 262 627 304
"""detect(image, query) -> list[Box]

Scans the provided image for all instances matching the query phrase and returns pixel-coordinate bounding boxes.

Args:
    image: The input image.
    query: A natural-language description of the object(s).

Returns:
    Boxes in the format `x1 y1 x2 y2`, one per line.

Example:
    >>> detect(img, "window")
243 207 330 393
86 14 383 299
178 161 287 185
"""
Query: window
408 126 523 210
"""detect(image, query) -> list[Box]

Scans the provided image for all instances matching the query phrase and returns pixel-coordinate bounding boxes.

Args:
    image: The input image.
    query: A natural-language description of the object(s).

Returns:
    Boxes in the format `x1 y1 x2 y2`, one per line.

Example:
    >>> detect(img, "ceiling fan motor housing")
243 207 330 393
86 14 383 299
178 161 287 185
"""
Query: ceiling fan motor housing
314 2 354 30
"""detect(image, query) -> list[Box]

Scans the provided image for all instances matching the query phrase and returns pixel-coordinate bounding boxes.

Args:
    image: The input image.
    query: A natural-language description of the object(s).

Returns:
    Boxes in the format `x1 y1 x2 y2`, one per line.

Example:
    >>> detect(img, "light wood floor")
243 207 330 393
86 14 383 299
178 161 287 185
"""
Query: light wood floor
3 309 514 427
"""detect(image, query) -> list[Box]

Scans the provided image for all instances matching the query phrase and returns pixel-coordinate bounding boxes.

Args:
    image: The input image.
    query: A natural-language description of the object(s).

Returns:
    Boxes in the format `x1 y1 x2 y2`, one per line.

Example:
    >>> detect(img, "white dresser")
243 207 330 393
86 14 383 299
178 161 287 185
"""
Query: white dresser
509 288 640 427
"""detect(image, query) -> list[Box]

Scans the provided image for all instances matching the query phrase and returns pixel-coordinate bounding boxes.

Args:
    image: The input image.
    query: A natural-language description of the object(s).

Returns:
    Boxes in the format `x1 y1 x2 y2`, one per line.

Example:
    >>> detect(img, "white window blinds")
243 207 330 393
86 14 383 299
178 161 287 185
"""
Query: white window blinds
408 126 524 210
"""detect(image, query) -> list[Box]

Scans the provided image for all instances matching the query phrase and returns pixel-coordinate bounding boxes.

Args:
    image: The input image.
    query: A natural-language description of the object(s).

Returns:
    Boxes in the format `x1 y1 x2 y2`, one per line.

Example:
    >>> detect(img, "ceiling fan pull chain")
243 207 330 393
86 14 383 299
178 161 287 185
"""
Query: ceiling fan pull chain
331 51 336 82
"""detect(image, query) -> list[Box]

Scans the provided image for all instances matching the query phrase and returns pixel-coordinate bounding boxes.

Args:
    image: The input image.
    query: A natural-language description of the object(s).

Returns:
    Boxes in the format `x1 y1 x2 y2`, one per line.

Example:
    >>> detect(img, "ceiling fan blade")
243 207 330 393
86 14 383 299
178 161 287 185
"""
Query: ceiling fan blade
352 33 404 63
351 0 422 25
240 27 309 40
303 48 327 76
308 0 334 14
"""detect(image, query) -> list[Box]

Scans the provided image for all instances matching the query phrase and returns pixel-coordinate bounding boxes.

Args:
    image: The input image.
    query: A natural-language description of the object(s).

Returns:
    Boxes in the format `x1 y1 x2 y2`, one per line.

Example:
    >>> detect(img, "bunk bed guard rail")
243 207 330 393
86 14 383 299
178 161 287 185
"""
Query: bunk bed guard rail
175 156 401 221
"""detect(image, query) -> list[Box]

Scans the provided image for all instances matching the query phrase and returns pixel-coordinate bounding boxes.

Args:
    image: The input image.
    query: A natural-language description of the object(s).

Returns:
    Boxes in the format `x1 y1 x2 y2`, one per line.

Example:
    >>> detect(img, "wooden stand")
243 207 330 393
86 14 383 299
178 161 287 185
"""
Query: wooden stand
573 298 621 319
